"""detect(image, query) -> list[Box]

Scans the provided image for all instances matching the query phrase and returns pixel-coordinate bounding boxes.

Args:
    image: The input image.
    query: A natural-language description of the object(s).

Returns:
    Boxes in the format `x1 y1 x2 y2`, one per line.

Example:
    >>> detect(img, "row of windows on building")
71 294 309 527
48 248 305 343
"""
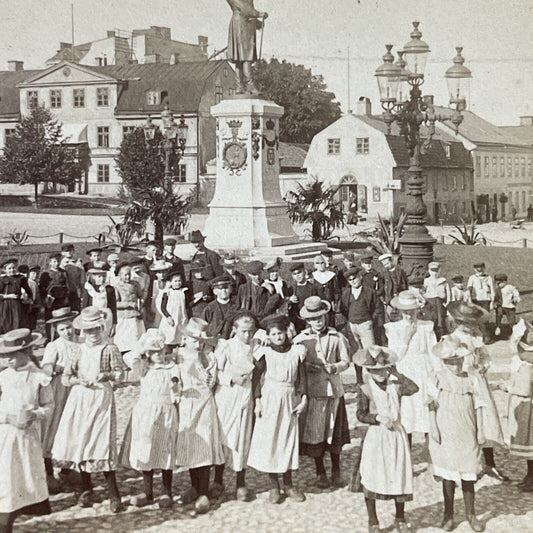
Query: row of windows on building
476 155 533 179
95 162 187 183
26 85 233 110
428 173 473 192
27 88 110 109
327 137 370 155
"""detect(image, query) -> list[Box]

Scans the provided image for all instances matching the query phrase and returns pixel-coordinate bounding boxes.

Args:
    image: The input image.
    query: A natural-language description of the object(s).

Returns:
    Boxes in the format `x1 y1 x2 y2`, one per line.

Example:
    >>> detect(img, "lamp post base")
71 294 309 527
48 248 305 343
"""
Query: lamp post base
399 225 435 287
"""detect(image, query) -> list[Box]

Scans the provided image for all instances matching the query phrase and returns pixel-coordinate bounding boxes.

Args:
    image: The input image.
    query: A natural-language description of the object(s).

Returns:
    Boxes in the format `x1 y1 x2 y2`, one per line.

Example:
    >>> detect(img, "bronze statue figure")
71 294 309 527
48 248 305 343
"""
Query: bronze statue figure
226 0 268 94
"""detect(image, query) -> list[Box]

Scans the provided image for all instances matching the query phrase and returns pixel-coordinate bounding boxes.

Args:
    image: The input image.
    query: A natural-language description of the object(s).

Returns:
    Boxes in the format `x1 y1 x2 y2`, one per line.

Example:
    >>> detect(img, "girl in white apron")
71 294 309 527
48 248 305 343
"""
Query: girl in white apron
354 345 418 533
158 270 188 352
82 268 117 337
0 329 52 533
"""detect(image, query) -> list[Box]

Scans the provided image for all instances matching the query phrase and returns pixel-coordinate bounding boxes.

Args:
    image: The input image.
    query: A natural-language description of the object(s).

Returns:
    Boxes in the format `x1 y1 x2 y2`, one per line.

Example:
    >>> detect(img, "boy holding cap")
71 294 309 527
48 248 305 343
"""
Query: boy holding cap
494 273 520 336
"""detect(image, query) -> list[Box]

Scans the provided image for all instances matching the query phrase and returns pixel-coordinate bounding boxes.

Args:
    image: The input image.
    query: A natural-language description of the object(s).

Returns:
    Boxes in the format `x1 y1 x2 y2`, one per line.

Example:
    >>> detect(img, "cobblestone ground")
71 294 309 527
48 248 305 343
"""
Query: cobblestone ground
15 345 533 533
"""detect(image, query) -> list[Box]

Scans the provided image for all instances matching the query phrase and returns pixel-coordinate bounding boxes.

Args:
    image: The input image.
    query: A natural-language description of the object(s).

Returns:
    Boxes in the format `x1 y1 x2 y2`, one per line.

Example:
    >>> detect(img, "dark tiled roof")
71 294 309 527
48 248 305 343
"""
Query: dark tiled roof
0 69 42 116
89 61 229 113
46 44 91 64
499 125 533 145
352 113 472 169
279 142 308 170
433 106 528 146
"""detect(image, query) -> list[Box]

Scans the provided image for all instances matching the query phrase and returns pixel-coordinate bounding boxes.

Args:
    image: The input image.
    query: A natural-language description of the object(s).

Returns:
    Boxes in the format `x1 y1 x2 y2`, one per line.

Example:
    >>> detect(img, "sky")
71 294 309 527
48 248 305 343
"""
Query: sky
1 0 532 125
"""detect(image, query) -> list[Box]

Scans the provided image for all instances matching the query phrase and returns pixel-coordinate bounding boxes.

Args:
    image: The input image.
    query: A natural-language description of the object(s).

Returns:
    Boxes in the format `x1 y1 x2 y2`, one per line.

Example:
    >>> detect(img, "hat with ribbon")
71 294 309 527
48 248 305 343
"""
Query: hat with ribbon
46 307 79 325
178 317 213 341
86 248 103 256
106 253 120 262
138 328 166 353
447 301 490 324
150 259 173 272
391 289 426 311
0 328 44 355
87 267 108 276
432 334 471 361
378 253 393 262
299 296 332 319
73 306 112 331
353 345 398 369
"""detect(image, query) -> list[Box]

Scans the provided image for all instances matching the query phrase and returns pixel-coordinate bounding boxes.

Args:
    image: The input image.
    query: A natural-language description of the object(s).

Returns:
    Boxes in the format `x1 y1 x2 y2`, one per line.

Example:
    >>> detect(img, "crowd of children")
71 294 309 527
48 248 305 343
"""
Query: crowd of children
0 236 528 533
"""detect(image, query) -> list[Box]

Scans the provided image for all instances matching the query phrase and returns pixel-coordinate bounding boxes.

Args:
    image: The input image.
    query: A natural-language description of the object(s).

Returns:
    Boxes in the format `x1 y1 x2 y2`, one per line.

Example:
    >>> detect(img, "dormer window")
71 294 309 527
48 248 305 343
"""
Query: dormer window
443 143 451 159
146 91 161 106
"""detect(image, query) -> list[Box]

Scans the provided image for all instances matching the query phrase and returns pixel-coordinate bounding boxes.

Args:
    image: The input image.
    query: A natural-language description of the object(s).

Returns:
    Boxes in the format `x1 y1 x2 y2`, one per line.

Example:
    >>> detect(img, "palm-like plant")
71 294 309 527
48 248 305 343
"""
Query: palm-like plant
364 213 407 255
98 215 144 254
286 179 345 241
448 218 487 246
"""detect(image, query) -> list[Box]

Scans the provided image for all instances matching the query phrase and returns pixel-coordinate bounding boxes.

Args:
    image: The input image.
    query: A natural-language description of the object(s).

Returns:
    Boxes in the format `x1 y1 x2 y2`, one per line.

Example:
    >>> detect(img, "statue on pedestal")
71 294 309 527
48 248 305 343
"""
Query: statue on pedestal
226 0 268 94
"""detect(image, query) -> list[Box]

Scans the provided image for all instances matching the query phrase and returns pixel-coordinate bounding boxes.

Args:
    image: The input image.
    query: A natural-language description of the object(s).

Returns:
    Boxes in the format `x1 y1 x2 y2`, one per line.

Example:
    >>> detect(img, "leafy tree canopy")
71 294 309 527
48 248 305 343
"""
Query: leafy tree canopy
252 59 342 144
0 105 82 205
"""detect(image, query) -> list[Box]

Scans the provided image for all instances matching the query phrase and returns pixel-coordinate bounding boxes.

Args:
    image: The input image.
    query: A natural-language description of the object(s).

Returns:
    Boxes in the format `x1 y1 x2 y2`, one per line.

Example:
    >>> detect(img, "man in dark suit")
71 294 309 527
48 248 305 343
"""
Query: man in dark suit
379 253 408 321
360 252 387 344
221 253 247 295
190 230 223 278
287 262 320 332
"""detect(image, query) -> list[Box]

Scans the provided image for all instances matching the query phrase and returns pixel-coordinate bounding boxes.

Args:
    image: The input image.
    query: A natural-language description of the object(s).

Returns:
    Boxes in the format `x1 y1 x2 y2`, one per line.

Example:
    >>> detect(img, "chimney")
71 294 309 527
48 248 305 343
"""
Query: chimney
144 54 159 64
107 30 116 38
59 42 71 51
356 96 372 116
423 95 434 105
198 35 208 54
8 60 24 71
520 116 533 126
169 53 179 65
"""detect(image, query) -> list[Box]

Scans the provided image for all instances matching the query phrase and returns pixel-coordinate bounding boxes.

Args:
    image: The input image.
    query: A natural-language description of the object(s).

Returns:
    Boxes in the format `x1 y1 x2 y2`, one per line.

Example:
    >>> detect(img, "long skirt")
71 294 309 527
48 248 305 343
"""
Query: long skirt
248 381 300 473
114 317 145 352
508 393 533 458
360 424 413 501
215 383 254 471
0 300 23 334
119 401 179 471
0 422 49 513
52 382 117 472
300 396 350 457
41 375 70 458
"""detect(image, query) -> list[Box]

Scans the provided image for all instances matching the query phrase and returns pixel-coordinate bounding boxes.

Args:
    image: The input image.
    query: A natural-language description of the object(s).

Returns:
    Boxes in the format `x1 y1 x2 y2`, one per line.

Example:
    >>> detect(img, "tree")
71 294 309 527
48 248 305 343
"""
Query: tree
252 59 342 143
0 105 82 206
116 128 193 244
286 178 345 241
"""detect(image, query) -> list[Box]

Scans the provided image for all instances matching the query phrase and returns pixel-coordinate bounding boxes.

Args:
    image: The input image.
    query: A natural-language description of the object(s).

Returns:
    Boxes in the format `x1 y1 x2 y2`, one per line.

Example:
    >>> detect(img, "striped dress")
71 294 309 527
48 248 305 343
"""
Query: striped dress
119 353 180 470
175 347 225 469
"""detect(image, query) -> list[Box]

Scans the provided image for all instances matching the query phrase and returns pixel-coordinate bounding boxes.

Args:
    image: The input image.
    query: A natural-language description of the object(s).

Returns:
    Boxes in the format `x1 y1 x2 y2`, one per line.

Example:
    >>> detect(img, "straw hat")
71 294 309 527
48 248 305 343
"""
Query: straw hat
378 253 393 262
46 307 79 325
299 296 331 319
87 267 108 275
432 335 471 361
73 306 112 331
189 230 205 243
150 259 173 272
178 317 212 341
138 328 166 353
390 289 426 311
447 301 490 324
353 345 398 369
0 328 44 355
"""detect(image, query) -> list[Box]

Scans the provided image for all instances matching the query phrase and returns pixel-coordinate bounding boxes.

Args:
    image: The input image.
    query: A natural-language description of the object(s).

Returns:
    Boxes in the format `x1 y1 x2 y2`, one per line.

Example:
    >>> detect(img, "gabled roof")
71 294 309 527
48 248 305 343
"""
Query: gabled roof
46 43 92 65
0 69 42 117
499 125 533 145
89 61 230 113
352 113 472 169
279 142 308 170
434 106 528 146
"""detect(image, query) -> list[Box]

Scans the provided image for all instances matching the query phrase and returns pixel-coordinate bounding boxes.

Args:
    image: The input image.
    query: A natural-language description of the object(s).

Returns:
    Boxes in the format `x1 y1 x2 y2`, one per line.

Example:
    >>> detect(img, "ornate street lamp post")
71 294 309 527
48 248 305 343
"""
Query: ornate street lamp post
374 22 472 284
143 104 189 186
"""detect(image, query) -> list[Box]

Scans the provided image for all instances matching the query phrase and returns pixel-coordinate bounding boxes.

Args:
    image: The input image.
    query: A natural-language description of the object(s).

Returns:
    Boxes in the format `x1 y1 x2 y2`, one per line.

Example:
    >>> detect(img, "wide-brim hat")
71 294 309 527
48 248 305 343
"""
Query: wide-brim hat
87 267 108 275
391 289 426 311
163 238 177 247
150 260 173 272
0 328 44 354
177 317 214 341
1 257 18 268
138 328 166 353
106 253 120 262
299 296 331 319
432 335 471 361
115 261 132 274
165 268 184 281
353 345 398 369
189 230 204 243
378 253 393 262
86 248 103 255
46 307 79 325
447 301 490 324
73 306 112 331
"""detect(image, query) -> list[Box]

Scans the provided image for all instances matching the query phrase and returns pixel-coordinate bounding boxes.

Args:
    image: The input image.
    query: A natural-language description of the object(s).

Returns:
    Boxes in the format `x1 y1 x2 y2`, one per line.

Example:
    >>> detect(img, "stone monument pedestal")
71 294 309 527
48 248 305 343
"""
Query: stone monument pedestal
204 97 301 251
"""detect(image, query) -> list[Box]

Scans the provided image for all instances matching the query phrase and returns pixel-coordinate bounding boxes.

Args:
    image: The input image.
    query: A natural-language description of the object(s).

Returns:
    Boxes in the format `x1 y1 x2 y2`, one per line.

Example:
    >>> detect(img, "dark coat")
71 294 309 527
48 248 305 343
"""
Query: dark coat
236 281 280 319
192 248 223 278
339 286 377 326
